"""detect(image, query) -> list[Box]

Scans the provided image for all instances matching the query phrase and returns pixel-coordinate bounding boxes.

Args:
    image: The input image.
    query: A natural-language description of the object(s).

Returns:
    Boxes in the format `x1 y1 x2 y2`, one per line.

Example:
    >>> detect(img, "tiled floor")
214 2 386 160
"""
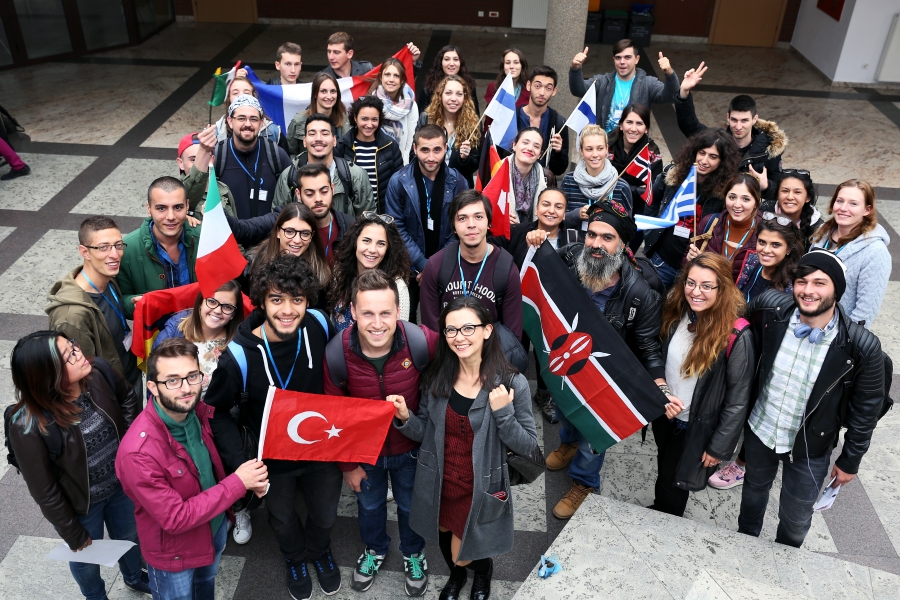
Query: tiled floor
1 20 899 600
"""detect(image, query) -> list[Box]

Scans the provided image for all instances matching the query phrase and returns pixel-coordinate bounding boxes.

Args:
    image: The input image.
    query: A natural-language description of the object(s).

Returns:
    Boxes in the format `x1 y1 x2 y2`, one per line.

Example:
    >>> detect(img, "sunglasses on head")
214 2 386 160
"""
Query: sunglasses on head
362 211 395 225
761 212 793 227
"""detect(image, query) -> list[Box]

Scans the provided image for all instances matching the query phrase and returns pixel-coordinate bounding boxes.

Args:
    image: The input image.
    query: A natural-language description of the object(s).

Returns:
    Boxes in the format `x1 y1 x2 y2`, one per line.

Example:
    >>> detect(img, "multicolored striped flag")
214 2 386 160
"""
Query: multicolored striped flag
624 143 654 207
195 165 247 297
520 243 668 452
635 165 696 231
209 62 241 107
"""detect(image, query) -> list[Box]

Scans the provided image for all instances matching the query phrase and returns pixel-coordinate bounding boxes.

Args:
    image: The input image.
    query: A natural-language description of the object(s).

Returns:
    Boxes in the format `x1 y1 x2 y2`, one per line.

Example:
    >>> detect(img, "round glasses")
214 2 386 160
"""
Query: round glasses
280 227 313 241
205 297 237 315
64 339 82 365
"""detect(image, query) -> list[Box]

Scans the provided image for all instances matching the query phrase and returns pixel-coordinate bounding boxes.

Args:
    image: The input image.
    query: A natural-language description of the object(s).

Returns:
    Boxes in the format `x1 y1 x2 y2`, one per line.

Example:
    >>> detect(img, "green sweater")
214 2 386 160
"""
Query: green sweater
154 400 223 535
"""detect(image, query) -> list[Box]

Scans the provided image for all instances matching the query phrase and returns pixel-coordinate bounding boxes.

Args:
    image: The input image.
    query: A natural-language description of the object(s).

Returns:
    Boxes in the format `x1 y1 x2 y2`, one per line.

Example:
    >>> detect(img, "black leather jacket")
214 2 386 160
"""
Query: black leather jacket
558 243 665 380
747 290 884 473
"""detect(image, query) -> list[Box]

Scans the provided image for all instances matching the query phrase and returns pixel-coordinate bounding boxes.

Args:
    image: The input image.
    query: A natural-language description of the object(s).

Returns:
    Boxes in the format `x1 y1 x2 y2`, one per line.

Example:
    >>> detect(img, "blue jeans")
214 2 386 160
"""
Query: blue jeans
147 518 228 600
357 450 425 557
648 253 681 290
557 410 606 489
737 427 831 548
69 485 144 600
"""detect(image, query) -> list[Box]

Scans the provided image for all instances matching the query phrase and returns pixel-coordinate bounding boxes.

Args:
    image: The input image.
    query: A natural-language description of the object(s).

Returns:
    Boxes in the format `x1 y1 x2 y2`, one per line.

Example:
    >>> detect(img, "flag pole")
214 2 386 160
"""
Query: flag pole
539 126 557 161
692 162 698 240
593 143 650 203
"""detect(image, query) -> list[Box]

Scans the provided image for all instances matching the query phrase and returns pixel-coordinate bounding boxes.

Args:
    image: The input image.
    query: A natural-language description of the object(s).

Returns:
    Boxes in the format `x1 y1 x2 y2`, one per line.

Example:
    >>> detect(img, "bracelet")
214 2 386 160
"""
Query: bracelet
658 384 673 397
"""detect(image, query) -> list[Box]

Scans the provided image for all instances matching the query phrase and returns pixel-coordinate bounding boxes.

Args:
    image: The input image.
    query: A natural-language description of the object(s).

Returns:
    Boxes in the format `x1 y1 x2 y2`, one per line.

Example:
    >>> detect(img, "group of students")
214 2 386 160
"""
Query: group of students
3 33 893 600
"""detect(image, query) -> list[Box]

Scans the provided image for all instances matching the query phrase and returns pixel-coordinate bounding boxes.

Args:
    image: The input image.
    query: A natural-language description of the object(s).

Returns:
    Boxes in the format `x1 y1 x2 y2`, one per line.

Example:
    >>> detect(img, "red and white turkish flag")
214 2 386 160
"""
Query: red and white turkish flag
258 389 395 464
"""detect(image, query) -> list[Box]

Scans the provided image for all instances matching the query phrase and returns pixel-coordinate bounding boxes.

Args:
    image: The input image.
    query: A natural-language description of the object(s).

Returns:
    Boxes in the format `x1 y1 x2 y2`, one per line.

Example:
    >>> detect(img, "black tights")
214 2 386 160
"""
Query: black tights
438 530 491 575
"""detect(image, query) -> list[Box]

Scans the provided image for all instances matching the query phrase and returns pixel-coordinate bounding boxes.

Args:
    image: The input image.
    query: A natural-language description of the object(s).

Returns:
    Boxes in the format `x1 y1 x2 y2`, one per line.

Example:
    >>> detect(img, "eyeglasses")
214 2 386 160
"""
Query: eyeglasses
232 116 261 124
64 339 81 365
362 211 395 225
443 323 487 338
153 372 203 390
83 242 126 253
781 169 811 178
685 280 719 293
279 227 313 241
761 212 793 227
205 297 237 315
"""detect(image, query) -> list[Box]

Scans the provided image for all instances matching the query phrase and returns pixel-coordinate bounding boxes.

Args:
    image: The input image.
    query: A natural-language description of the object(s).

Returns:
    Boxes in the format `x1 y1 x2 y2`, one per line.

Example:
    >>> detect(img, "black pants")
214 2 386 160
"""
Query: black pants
652 416 690 517
408 277 421 324
266 462 343 562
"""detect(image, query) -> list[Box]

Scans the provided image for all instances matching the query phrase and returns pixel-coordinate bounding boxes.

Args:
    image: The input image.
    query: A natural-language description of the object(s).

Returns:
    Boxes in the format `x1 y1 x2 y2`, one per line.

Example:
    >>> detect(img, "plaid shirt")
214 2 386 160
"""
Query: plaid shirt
749 309 838 453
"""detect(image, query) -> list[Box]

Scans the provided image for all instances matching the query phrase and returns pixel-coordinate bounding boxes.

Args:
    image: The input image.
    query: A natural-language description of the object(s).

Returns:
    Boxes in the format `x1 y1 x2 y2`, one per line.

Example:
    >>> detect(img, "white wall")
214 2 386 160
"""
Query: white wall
791 0 857 80
834 0 897 83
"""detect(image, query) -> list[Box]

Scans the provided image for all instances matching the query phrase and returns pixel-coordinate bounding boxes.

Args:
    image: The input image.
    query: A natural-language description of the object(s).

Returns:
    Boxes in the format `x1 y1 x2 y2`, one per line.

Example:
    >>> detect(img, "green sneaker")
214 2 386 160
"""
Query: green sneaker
403 551 429 596
351 547 384 592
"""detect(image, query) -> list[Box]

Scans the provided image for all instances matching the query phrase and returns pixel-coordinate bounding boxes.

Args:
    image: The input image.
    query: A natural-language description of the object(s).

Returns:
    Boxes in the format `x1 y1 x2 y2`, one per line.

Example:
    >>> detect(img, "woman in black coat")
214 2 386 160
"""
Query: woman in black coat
651 252 753 517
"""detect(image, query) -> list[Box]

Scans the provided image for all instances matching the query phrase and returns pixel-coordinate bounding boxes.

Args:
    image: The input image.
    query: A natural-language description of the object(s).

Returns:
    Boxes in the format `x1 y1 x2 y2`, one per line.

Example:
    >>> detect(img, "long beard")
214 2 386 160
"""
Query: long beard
577 244 624 292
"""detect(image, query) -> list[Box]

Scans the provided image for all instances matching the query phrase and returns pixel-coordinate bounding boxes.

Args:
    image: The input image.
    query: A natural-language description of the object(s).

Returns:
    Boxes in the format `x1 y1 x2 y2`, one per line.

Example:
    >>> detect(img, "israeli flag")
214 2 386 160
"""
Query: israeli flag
484 73 518 150
635 166 697 231
562 82 597 137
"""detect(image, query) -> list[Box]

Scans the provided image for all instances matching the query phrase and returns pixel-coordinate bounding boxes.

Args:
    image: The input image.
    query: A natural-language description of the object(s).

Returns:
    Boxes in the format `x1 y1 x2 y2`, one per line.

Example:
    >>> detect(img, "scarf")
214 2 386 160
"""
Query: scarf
376 84 415 142
573 158 618 201
513 161 540 216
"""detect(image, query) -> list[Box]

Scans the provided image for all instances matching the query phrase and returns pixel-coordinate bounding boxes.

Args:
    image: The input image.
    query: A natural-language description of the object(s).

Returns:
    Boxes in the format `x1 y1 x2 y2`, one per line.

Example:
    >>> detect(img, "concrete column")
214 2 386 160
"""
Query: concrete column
543 0 589 164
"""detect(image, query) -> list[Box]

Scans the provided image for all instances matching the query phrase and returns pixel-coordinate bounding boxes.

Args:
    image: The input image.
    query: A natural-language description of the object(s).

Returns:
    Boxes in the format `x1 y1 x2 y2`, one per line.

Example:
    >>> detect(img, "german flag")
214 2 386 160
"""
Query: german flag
475 132 503 192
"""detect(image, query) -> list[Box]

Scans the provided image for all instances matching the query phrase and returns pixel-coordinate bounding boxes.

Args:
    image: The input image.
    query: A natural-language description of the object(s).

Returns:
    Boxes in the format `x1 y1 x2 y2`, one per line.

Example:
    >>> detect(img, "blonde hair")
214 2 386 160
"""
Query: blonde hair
425 75 481 149
811 179 878 247
578 124 608 151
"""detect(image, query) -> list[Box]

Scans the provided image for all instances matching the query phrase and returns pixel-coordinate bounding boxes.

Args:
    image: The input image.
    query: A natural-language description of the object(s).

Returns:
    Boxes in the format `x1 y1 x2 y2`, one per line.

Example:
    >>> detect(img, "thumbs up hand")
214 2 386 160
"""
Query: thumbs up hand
572 47 589 69
658 52 673 75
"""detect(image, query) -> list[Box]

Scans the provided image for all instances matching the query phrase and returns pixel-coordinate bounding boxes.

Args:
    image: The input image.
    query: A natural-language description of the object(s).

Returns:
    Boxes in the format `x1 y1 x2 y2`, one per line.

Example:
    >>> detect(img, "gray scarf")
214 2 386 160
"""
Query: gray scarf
573 158 618 201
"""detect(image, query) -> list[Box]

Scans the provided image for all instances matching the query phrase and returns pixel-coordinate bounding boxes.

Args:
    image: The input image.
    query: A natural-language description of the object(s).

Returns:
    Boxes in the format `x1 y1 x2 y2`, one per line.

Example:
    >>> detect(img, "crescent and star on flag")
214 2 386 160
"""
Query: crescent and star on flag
286 411 343 445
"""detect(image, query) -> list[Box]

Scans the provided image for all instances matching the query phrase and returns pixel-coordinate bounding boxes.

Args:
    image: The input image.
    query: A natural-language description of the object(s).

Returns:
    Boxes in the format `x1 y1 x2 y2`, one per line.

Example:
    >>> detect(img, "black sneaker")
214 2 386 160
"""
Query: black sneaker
403 551 429 596
0 164 30 181
124 571 151 595
534 390 558 424
285 558 312 600
312 548 342 595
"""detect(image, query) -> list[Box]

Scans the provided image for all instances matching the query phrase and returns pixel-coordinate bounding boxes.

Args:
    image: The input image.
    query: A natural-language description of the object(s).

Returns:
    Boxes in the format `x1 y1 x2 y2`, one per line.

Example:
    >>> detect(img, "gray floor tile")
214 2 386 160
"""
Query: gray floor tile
0 229 81 316
0 154 96 211
72 158 173 217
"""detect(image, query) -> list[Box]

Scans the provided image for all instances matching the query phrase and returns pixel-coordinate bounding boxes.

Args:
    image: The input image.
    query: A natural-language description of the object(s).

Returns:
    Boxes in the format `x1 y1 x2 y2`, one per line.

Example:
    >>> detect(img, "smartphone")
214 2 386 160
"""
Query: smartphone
490 490 507 501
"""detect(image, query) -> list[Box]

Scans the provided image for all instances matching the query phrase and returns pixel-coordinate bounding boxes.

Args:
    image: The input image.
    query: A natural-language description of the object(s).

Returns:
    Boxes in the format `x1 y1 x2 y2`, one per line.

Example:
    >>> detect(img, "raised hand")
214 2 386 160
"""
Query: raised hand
407 42 421 62
550 132 563 152
749 164 768 192
680 62 708 98
571 47 589 69
525 229 548 248
197 124 217 151
657 52 673 75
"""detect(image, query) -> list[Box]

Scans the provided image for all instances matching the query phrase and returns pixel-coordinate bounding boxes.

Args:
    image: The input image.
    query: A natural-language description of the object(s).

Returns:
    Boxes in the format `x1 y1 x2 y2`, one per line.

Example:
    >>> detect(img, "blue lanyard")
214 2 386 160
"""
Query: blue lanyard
823 238 845 255
82 272 128 331
458 246 489 297
229 139 263 189
723 220 752 261
421 177 432 216
323 219 333 257
745 265 763 302
261 324 302 389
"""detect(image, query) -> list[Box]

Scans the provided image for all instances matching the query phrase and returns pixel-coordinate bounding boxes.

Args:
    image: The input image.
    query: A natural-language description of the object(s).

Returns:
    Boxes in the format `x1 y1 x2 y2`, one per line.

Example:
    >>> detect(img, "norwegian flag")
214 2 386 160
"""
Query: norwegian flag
624 144 653 207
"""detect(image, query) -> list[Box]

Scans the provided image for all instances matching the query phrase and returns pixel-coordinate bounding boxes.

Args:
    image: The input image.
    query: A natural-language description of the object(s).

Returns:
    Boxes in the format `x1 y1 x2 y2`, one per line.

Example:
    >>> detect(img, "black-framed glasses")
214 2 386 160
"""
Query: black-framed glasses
153 372 203 390
362 211 395 225
685 280 718 293
279 227 313 241
761 212 793 227
82 242 126 253
781 169 811 178
63 339 81 365
205 297 237 315
443 323 487 338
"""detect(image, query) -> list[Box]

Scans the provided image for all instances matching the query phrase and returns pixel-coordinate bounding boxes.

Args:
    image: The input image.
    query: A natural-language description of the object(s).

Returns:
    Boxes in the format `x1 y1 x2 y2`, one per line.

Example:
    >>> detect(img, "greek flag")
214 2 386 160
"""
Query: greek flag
635 166 697 231
562 82 597 137
484 73 518 150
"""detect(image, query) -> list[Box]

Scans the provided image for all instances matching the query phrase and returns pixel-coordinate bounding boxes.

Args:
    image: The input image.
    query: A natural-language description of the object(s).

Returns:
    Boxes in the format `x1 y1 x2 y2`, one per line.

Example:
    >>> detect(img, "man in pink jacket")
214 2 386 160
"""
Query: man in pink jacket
116 338 268 599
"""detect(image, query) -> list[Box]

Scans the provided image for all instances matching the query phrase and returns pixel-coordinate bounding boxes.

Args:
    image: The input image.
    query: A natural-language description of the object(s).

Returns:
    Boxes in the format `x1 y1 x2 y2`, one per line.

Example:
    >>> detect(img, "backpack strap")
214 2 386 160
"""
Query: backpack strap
399 321 430 372
334 157 357 212
307 308 332 341
214 140 228 176
227 341 249 401
438 242 460 296
264 137 285 175
492 247 512 316
324 332 349 392
726 318 750 359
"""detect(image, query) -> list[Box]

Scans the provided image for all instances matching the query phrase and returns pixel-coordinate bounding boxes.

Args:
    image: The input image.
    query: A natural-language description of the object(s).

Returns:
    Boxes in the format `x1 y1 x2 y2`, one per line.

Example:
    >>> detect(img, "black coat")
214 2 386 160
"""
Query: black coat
335 128 404 207
660 318 754 491
414 113 480 188
747 290 884 473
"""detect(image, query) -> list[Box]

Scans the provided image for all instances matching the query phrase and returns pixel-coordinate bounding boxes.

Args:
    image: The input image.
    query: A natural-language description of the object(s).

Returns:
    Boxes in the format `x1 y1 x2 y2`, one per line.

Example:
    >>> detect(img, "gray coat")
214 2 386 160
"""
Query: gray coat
568 67 680 130
396 373 536 561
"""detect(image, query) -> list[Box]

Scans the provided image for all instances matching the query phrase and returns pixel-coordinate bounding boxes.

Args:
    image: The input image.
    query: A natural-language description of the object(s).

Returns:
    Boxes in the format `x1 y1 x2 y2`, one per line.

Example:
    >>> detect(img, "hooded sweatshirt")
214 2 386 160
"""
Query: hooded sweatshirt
810 223 891 328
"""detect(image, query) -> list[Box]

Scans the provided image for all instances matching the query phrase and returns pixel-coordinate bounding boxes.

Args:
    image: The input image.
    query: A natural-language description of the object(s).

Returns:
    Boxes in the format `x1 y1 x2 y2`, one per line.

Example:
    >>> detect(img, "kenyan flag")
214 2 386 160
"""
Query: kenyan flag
521 243 668 452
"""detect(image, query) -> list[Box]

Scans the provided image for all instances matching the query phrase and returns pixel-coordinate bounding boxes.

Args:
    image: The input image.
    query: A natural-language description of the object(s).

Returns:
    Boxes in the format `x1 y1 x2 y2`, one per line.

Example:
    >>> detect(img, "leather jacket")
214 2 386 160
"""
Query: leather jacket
747 290 884 473
8 359 138 550
558 244 665 380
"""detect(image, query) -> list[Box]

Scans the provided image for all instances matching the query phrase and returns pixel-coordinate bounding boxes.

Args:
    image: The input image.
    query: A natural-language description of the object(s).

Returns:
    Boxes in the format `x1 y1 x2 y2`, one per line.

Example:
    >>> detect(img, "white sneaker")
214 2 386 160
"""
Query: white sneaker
233 508 252 544
386 481 394 503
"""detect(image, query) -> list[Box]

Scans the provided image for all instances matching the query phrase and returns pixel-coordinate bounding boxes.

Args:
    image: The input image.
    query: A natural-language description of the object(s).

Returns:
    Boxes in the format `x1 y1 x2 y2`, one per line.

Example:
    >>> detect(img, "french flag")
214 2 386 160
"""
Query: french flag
243 46 415 133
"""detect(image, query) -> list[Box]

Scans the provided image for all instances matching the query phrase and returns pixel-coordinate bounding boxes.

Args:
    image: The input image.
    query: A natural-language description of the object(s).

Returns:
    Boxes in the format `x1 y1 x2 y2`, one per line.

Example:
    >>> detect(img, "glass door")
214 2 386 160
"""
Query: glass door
12 0 72 59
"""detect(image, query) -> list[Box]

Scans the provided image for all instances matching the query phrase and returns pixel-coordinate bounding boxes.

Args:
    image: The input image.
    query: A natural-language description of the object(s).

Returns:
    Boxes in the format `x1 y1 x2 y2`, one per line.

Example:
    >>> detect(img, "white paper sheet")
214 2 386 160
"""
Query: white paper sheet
813 477 841 512
45 539 135 567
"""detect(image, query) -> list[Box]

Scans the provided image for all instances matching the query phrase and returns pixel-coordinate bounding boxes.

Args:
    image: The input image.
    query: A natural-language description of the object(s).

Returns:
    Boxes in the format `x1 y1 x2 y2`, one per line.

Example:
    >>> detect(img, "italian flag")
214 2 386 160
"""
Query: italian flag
195 166 247 297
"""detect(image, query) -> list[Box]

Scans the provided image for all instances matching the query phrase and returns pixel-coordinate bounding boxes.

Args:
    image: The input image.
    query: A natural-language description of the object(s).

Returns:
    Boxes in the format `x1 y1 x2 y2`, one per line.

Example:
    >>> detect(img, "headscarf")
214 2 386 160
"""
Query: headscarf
228 94 263 117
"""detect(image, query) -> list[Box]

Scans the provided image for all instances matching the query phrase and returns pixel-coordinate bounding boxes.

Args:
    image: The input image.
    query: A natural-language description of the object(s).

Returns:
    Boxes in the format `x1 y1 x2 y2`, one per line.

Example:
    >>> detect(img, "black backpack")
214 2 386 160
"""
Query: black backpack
286 154 357 213
325 321 430 392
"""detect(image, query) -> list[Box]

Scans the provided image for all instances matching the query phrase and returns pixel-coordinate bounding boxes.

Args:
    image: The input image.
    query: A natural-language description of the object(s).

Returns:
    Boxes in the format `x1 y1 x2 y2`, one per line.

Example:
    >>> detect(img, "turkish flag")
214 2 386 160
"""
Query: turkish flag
258 389 396 464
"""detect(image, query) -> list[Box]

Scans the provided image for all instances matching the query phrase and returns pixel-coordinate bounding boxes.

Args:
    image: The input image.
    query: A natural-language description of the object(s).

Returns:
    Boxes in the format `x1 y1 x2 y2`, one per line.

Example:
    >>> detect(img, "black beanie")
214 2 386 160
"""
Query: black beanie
587 200 637 243
798 249 847 301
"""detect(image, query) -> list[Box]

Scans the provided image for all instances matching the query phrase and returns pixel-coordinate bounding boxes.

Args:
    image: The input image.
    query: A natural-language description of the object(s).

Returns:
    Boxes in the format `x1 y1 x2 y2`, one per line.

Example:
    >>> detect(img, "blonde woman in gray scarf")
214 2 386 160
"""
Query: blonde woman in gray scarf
560 124 634 221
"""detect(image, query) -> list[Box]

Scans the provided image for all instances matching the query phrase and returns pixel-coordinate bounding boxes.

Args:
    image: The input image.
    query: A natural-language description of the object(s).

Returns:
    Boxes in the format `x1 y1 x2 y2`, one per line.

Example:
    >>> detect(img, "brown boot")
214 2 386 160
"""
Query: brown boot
545 442 578 471
553 481 593 519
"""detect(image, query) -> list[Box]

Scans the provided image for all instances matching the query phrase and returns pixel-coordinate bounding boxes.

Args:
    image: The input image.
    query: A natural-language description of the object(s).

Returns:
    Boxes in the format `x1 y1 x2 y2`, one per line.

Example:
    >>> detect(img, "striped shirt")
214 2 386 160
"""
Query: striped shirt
749 309 837 453
354 139 379 201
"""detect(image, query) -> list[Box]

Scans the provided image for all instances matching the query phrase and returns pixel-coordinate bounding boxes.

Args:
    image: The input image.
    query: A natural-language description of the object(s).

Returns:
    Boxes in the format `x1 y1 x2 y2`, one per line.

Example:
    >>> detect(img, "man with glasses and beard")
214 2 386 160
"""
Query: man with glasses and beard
117 338 269 598
738 250 885 548
527 200 667 519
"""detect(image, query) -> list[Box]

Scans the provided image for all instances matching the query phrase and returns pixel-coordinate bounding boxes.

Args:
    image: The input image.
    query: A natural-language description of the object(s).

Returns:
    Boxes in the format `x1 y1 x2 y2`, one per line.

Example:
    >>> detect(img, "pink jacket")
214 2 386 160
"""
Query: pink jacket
116 400 246 571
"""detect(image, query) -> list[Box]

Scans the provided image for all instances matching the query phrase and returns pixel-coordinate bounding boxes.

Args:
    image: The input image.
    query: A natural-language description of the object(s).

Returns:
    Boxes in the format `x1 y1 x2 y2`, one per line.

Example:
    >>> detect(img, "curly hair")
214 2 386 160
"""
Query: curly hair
672 128 740 205
425 75 481 149
661 253 745 378
423 45 477 98
349 95 384 128
249 252 322 308
810 179 878 248
248 203 330 289
328 216 412 311
755 217 805 292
